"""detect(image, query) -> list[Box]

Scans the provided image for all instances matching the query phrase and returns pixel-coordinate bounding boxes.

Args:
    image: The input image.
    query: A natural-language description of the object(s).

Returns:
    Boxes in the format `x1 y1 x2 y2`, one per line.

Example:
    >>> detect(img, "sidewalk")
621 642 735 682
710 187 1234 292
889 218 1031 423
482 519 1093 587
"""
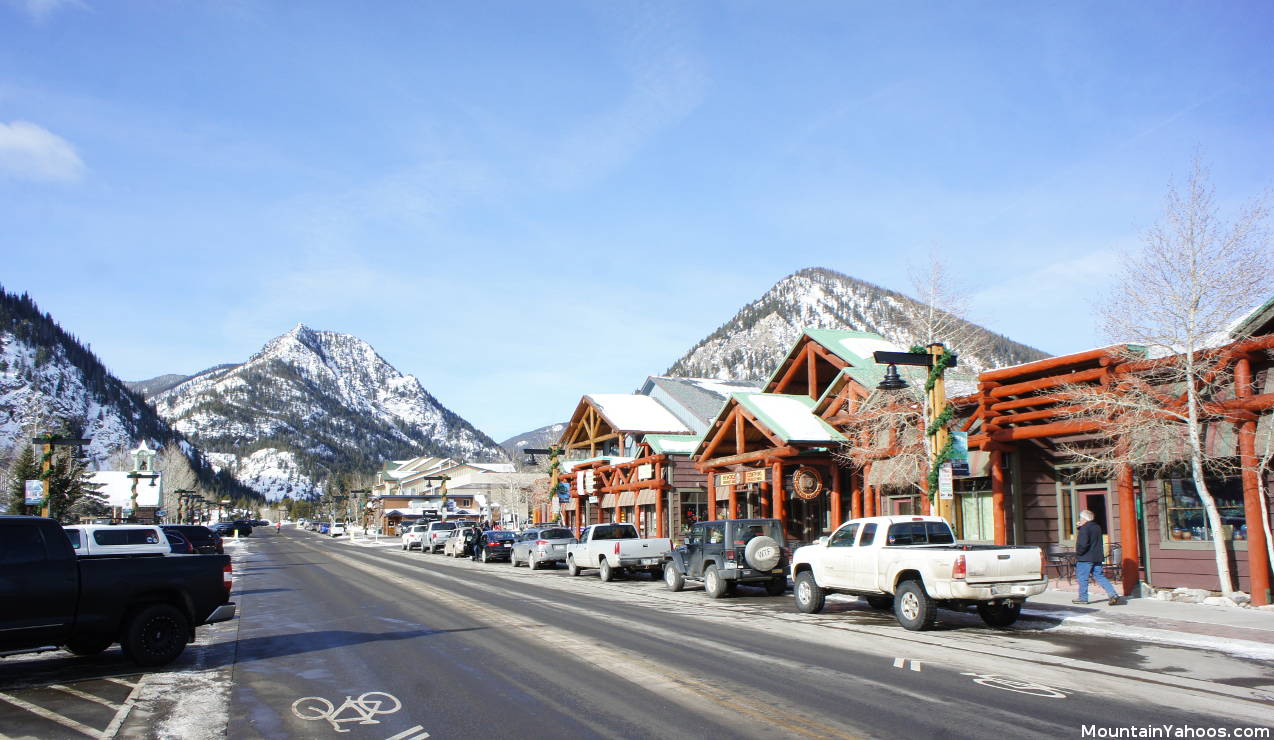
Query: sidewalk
1023 588 1274 656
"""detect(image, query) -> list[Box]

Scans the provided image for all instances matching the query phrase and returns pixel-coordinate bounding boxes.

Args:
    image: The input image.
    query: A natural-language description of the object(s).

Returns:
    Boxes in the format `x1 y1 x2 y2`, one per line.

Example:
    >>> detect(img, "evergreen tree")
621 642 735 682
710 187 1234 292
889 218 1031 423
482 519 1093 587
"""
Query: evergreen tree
5 445 40 515
45 445 107 523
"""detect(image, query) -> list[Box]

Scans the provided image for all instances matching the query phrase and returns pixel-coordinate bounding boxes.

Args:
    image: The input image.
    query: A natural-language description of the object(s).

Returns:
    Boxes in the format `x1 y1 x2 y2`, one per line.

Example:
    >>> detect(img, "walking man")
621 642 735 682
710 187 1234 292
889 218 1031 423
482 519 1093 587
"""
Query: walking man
1073 509 1123 605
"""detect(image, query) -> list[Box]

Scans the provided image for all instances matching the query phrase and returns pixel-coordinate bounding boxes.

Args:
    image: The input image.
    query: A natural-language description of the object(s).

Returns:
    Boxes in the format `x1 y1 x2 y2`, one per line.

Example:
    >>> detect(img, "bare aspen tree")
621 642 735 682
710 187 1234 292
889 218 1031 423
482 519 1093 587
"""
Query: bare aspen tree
1062 160 1272 595
903 250 992 370
835 386 929 497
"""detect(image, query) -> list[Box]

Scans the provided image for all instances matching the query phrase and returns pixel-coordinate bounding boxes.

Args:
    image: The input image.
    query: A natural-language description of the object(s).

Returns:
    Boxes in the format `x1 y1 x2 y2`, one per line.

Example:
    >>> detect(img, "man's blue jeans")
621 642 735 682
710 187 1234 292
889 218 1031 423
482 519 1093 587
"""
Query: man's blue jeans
1076 561 1118 602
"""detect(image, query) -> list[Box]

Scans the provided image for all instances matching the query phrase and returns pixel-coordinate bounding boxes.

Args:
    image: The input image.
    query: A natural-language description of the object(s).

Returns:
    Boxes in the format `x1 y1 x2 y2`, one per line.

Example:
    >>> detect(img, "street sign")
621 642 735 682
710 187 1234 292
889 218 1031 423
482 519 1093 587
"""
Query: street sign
938 463 954 500
24 480 42 505
156 509 166 517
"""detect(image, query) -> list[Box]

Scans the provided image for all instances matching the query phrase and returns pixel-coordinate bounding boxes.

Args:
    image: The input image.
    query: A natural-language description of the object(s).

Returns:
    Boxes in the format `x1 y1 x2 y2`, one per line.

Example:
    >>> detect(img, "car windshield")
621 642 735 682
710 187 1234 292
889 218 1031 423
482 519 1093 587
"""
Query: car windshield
591 525 636 540
434 522 457 530
539 528 572 539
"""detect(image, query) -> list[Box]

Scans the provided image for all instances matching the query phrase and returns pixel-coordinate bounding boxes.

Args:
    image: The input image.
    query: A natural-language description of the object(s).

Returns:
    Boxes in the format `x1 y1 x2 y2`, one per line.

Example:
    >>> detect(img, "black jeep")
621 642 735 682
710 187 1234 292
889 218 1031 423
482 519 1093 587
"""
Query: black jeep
663 518 788 598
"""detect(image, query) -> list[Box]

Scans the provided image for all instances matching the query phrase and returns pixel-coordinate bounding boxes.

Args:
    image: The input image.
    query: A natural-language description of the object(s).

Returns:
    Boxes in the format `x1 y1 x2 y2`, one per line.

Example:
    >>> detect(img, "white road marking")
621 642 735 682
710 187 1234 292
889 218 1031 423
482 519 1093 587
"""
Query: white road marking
101 675 146 739
385 725 430 740
891 658 922 672
49 683 120 709
961 672 1066 699
893 657 904 668
0 690 103 738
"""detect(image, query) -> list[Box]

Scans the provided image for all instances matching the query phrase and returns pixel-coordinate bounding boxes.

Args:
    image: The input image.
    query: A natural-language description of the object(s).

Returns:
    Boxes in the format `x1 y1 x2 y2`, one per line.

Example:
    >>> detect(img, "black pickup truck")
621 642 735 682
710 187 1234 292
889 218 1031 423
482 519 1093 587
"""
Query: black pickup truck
0 516 237 666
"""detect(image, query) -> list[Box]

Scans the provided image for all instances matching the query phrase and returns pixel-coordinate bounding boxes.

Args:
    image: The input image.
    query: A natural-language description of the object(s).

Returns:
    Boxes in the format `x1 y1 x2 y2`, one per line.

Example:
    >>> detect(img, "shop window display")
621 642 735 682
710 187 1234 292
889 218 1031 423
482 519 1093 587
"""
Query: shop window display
1164 477 1246 542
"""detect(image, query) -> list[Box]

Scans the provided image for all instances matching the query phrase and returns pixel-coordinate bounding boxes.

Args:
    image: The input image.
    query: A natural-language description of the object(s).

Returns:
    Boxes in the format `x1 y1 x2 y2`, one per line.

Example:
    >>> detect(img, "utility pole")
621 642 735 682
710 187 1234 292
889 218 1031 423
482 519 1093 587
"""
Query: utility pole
31 435 91 518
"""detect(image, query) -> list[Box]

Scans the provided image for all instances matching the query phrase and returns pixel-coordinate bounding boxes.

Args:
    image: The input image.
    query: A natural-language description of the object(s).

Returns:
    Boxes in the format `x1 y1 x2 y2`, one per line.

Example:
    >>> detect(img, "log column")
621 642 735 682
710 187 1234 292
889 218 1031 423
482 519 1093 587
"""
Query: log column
773 461 787 538
990 448 1007 546
655 460 665 539
1236 357 1272 606
1115 437 1142 597
863 463 875 518
727 484 738 520
851 467 863 519
830 464 843 529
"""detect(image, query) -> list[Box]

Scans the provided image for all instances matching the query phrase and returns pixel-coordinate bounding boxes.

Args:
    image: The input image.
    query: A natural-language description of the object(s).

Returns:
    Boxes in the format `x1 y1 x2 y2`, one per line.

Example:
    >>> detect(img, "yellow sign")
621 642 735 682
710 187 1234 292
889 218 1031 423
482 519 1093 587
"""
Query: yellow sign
744 469 768 484
717 472 740 486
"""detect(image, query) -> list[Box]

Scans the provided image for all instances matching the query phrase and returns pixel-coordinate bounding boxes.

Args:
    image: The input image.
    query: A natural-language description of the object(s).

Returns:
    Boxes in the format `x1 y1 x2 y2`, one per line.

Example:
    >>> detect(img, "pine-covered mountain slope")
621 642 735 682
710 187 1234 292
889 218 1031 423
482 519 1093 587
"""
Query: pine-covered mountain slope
0 287 248 498
148 324 507 500
667 267 1049 382
499 422 566 468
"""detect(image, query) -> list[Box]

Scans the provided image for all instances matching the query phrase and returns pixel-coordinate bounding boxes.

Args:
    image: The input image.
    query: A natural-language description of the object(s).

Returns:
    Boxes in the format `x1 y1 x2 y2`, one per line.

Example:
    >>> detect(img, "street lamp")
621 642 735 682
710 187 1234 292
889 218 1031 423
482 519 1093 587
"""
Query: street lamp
872 346 959 523
173 489 195 524
348 489 371 534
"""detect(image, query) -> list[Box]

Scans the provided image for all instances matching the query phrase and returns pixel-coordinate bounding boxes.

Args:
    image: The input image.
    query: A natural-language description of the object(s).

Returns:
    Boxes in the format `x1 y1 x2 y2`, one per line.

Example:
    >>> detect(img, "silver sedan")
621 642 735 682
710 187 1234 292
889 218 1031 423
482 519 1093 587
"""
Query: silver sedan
510 527 577 570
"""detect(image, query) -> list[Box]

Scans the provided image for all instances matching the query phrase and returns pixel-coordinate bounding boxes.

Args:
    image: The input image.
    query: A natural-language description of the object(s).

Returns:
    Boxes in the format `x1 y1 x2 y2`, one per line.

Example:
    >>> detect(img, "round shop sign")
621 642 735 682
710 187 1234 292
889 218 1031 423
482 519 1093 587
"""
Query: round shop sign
793 467 823 500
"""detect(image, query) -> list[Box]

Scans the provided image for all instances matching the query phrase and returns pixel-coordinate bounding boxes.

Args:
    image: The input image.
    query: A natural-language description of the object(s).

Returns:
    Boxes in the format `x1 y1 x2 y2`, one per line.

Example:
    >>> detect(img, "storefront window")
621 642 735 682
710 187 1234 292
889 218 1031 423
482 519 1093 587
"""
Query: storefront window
1165 477 1246 542
955 477 992 542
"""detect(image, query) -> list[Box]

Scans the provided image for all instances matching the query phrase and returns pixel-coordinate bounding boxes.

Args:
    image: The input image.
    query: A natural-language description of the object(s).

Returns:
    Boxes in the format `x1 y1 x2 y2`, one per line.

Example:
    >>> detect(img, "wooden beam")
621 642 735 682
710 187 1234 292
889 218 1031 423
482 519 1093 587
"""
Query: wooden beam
989 367 1107 399
980 347 1119 382
697 446 799 471
806 343 818 400
699 406 737 463
735 412 746 456
989 420 1103 441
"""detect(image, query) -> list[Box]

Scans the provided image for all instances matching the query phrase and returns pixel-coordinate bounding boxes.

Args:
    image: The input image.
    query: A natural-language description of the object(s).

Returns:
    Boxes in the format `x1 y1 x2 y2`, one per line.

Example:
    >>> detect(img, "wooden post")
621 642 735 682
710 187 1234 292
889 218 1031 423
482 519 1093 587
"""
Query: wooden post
1113 431 1141 597
655 461 666 539
39 442 52 518
990 448 1007 545
727 484 737 520
772 461 786 538
830 464 842 529
760 480 771 517
850 467 862 519
929 343 952 525
1236 357 1272 606
707 470 717 520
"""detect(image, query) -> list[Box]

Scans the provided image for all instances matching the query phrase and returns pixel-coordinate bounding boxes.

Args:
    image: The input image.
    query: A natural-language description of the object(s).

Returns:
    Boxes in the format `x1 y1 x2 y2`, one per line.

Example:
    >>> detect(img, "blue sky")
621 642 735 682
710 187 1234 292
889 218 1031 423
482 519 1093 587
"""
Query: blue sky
3 0 1272 441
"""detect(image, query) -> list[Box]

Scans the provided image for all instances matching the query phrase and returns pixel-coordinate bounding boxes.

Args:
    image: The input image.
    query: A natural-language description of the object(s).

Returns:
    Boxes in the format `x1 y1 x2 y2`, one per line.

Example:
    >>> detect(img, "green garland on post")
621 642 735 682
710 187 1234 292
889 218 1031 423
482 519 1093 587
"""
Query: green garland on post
908 345 958 497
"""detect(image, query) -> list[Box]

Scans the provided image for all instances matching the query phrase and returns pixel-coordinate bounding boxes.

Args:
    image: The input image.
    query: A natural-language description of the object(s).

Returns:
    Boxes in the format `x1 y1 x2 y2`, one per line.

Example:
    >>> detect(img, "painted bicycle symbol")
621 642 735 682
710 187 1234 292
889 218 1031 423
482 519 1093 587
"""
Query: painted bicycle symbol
292 691 403 732
961 672 1067 699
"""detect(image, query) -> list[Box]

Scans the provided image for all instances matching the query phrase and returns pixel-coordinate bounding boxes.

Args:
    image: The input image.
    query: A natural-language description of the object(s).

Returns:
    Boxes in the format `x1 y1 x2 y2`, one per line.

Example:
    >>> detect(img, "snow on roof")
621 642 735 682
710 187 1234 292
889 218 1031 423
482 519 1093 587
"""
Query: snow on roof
645 434 704 455
586 394 690 434
469 463 515 473
803 329 905 367
737 394 845 443
89 471 163 508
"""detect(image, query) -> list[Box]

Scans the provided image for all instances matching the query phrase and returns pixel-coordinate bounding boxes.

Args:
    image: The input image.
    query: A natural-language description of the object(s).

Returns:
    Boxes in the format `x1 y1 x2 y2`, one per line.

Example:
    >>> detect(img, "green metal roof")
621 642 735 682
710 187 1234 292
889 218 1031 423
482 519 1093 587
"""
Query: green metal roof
644 434 703 455
734 393 846 444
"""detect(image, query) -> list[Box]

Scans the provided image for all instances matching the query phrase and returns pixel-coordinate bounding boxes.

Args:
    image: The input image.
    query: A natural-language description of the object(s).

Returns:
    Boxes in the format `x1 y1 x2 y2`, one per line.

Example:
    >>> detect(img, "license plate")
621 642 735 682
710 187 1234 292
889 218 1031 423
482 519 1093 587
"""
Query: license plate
641 558 659 565
553 544 565 550
991 585 1009 595
772 569 785 574
502 544 510 548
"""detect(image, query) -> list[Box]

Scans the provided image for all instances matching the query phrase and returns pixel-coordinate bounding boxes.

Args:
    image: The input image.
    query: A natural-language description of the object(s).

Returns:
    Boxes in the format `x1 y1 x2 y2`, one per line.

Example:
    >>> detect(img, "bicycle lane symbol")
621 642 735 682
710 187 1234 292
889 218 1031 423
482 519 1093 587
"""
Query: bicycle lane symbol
961 673 1068 699
291 691 404 733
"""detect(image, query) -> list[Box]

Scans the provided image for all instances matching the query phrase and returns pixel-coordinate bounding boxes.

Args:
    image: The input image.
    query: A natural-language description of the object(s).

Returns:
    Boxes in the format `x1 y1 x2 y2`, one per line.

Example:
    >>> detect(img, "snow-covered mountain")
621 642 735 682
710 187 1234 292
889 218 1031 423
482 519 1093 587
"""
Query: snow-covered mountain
0 288 244 496
499 422 567 468
148 324 506 500
667 267 1048 381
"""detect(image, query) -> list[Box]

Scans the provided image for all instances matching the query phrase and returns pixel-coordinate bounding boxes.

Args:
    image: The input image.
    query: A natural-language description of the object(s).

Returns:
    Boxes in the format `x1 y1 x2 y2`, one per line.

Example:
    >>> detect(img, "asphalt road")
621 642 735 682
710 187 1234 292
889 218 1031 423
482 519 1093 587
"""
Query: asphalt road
222 530 1274 740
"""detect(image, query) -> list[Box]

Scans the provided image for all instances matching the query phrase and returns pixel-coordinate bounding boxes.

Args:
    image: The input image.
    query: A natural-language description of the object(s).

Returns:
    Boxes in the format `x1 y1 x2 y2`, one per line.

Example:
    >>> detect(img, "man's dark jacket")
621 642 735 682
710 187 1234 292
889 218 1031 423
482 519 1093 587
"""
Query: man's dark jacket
1075 520 1105 563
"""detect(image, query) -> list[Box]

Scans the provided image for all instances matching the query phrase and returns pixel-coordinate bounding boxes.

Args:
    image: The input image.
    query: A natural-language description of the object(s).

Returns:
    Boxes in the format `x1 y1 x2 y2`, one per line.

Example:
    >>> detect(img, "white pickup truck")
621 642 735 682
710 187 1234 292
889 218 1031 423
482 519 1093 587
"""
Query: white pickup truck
565 523 672 581
790 515 1047 630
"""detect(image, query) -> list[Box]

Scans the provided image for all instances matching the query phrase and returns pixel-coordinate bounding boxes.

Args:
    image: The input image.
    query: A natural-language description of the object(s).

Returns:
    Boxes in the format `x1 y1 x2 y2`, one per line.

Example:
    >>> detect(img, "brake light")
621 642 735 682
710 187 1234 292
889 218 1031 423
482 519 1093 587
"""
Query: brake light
223 563 233 594
614 542 621 555
536 540 549 546
487 541 500 547
953 554 966 580
912 517 925 521
725 549 736 561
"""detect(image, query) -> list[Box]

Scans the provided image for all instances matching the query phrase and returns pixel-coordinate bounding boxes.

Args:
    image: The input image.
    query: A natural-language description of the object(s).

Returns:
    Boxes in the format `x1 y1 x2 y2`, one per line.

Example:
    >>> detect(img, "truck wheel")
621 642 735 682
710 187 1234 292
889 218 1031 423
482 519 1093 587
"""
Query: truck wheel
865 595 894 611
664 564 685 592
599 560 614 582
703 565 727 598
65 634 114 656
977 601 1022 628
567 557 580 577
764 578 787 596
120 603 190 667
794 571 825 613
894 580 937 631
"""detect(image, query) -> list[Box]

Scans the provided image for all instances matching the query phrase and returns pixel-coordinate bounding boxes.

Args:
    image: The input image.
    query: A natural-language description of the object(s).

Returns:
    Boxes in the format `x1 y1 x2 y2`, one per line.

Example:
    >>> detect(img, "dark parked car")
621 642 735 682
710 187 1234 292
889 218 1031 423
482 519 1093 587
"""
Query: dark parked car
211 521 252 537
1 516 236 666
663 519 788 598
472 530 516 563
161 525 224 554
163 529 194 554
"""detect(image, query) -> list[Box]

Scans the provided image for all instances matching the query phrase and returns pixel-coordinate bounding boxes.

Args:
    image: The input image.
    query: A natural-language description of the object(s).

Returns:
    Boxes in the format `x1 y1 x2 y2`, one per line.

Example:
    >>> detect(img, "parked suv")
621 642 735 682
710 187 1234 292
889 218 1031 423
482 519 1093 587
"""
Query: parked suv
510 526 576 569
401 524 429 551
663 519 788 598
161 525 224 554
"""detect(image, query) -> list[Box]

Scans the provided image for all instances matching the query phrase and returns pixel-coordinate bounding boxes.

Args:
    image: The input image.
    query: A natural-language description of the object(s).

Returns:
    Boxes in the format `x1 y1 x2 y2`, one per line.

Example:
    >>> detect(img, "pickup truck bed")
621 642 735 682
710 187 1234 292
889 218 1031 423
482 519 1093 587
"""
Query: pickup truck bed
1 516 236 666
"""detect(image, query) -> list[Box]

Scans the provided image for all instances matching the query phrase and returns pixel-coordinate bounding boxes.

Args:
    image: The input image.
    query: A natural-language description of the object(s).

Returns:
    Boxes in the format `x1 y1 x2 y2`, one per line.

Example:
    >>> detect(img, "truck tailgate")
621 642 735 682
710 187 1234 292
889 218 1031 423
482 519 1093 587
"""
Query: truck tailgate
964 548 1042 583
618 539 672 559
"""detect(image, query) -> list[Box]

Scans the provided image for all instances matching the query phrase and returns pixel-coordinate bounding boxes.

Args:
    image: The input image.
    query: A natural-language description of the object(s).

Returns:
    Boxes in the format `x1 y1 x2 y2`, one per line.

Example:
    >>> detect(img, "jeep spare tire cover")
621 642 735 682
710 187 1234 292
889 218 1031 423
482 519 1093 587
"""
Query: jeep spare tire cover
744 536 782 571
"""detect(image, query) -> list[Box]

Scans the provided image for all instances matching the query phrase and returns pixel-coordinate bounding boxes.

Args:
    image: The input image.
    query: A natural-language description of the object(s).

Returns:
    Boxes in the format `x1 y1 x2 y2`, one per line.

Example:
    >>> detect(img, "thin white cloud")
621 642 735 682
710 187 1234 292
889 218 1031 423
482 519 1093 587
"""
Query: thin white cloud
0 120 86 182
11 0 87 23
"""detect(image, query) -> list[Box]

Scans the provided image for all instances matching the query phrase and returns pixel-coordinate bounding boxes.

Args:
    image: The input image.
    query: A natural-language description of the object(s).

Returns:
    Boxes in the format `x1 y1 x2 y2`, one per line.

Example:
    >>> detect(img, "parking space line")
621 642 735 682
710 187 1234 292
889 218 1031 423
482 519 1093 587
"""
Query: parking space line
49 684 121 709
102 678 138 689
100 677 145 739
0 690 102 739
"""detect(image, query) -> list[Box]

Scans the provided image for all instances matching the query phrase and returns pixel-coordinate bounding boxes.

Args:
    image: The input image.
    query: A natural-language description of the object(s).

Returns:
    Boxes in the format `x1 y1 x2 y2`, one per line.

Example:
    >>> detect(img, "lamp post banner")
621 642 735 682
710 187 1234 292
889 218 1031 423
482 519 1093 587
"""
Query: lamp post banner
24 480 43 505
950 432 970 477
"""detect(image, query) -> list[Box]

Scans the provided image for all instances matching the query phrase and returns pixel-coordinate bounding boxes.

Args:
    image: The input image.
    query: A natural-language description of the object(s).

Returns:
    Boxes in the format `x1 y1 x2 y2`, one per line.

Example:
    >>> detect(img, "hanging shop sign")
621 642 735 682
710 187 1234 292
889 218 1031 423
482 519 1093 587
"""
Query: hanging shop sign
938 463 954 500
638 463 654 480
950 432 970 477
744 469 768 484
716 472 740 486
556 482 571 503
24 480 43 505
793 466 824 500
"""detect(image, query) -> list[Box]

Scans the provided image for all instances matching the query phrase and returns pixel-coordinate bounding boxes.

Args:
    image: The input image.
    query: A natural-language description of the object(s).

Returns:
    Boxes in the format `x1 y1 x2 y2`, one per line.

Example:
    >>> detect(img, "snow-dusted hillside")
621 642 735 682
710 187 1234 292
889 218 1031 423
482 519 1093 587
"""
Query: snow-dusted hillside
151 324 506 500
667 267 1048 381
499 422 567 467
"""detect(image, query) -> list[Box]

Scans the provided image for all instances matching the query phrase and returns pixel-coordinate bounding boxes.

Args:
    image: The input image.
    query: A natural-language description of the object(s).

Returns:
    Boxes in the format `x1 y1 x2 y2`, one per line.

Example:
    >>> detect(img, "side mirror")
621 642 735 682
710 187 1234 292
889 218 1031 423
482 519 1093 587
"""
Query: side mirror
816 536 828 546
